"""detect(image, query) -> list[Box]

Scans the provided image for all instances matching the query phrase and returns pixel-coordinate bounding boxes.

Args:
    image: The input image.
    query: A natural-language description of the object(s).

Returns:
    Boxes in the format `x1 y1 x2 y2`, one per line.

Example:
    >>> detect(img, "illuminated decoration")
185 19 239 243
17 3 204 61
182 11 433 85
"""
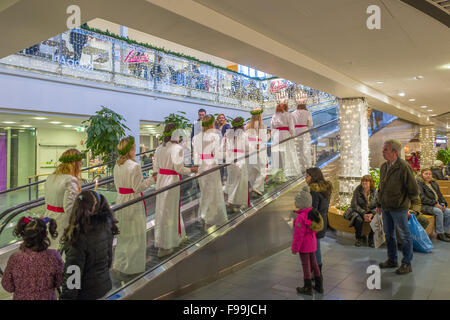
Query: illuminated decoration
404 145 410 154
338 98 369 206
124 50 150 64
270 80 289 93
419 126 436 169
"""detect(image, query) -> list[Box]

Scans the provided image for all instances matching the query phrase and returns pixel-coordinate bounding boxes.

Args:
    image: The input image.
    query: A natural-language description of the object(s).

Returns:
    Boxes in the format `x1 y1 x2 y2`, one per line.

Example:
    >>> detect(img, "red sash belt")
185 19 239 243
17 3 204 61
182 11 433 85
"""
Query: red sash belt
47 205 64 213
233 149 244 153
118 187 147 216
295 125 307 128
159 169 182 236
277 127 289 131
200 154 214 159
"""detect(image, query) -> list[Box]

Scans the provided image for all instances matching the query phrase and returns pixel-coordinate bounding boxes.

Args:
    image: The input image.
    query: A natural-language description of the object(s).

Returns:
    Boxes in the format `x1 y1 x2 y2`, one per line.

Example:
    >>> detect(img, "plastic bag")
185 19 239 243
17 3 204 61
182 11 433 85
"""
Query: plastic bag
408 213 433 253
370 213 385 248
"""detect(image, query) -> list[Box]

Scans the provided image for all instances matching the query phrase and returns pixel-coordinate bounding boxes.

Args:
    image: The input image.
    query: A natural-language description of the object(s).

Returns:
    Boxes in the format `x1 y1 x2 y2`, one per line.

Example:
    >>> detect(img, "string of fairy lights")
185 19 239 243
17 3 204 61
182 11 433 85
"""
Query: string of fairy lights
338 98 370 206
419 126 436 169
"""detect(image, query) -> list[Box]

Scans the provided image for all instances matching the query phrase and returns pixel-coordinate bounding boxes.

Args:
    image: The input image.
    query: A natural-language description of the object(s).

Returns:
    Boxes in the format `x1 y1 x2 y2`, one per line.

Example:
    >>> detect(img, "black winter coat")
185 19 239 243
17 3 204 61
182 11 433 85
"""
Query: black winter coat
60 211 114 300
431 167 449 180
309 182 332 239
350 185 378 218
416 177 448 214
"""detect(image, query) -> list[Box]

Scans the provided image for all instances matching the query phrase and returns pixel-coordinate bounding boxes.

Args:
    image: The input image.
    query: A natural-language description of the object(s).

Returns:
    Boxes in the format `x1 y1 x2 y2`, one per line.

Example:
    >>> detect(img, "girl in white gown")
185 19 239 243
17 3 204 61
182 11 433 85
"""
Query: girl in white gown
154 123 198 257
113 136 156 275
224 117 249 209
270 102 301 178
45 148 82 251
246 108 267 196
291 95 314 172
193 115 228 229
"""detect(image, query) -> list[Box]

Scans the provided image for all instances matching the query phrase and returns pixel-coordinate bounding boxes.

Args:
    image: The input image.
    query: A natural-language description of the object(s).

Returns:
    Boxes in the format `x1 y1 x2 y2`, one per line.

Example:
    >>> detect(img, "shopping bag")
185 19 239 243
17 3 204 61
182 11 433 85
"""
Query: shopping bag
369 213 385 248
408 213 433 253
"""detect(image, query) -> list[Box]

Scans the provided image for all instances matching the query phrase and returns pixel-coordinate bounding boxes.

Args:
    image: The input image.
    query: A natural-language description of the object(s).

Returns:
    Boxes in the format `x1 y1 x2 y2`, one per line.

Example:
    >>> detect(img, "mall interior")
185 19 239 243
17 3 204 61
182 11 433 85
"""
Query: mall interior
0 0 449 300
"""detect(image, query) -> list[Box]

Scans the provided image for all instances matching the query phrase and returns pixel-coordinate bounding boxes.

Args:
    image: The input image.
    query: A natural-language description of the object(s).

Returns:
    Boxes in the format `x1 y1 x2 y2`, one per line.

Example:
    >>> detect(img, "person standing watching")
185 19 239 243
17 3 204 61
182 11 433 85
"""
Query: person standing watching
191 108 207 142
376 139 419 275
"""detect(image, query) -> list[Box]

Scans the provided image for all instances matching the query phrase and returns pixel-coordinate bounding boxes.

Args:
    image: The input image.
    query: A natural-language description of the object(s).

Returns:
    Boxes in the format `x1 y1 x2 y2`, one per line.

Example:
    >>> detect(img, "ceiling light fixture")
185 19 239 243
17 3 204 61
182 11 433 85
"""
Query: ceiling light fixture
420 106 428 109
376 81 384 84
33 117 47 120
2 121 15 124
49 121 62 124
409 99 415 102
63 125 72 128
413 76 424 80
21 125 32 128
398 92 405 97
427 110 433 112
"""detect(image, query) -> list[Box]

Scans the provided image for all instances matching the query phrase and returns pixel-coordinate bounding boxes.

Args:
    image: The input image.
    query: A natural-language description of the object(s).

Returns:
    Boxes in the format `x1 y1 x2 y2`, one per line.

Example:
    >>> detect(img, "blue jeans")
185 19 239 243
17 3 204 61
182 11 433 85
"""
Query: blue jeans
382 209 413 265
315 238 322 266
432 206 450 234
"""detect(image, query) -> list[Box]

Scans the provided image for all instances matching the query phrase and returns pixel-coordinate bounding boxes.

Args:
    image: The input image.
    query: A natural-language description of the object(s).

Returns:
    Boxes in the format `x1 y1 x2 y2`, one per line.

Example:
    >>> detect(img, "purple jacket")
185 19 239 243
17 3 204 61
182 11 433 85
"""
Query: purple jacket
1 248 64 300
291 207 317 253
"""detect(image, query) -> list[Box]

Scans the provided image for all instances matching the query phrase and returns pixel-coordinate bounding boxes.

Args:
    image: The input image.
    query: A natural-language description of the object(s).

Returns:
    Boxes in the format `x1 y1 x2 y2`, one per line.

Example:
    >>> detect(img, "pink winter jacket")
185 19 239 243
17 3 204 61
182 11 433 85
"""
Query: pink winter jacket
291 207 317 253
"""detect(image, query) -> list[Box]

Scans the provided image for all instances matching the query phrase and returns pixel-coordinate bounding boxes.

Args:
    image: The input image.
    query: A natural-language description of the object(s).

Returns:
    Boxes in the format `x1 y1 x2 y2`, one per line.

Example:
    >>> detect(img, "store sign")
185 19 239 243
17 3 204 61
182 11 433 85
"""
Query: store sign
270 80 288 93
124 50 149 64
436 138 446 144
52 55 93 70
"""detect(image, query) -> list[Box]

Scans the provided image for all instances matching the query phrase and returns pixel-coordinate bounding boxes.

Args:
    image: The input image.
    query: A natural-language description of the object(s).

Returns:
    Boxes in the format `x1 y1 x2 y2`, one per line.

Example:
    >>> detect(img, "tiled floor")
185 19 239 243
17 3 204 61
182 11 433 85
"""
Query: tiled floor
177 233 450 300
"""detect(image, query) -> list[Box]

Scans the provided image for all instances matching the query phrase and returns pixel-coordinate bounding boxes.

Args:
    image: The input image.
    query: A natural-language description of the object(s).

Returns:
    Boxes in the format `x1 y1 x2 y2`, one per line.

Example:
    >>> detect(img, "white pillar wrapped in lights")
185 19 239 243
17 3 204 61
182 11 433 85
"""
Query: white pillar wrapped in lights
338 98 370 206
419 126 436 169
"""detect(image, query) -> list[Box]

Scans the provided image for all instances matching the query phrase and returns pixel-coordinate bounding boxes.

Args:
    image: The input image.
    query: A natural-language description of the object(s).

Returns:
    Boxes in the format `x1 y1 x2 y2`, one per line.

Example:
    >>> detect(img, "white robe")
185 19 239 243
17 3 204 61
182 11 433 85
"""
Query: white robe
113 159 155 274
224 129 249 206
44 173 79 251
270 112 301 177
291 109 313 171
246 125 268 193
193 131 228 226
154 142 192 250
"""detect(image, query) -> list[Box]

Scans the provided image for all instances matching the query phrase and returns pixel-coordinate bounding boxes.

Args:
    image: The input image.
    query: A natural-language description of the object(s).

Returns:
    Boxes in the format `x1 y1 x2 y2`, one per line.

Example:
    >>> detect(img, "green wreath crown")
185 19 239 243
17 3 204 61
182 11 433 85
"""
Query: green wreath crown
201 115 215 127
59 151 87 163
250 108 263 115
118 136 135 156
231 118 244 128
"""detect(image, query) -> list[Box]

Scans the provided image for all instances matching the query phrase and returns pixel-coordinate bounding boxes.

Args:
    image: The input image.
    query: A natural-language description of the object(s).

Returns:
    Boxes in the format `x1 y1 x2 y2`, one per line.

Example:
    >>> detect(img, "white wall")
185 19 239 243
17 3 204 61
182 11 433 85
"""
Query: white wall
0 68 250 154
36 128 86 177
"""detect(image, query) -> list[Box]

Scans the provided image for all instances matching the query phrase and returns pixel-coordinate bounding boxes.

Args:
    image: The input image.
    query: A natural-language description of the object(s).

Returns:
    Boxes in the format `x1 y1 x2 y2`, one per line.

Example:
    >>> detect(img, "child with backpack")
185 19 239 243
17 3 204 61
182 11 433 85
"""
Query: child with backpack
292 186 324 295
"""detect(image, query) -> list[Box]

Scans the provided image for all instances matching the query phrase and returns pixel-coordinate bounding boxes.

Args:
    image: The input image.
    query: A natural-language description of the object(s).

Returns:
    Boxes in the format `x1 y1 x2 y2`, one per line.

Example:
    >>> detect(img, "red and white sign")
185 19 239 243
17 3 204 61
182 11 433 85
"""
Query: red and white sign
270 80 288 93
124 50 149 64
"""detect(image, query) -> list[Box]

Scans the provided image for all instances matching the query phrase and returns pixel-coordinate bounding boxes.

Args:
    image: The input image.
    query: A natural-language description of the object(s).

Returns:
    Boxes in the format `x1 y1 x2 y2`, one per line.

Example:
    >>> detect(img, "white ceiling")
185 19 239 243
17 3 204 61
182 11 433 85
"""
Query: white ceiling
0 0 449 128
0 111 86 131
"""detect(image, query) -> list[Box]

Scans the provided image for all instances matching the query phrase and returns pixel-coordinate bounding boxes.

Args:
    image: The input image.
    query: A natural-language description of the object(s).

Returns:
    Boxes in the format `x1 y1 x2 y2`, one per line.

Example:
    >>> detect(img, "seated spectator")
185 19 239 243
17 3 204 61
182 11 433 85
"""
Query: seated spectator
1 217 63 300
60 190 119 299
346 175 377 247
431 160 449 180
417 168 450 242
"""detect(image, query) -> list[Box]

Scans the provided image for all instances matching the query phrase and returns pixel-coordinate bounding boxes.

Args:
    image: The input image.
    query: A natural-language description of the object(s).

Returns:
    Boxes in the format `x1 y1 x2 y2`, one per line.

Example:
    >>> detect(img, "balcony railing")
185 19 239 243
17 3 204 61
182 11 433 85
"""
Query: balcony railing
0 28 335 110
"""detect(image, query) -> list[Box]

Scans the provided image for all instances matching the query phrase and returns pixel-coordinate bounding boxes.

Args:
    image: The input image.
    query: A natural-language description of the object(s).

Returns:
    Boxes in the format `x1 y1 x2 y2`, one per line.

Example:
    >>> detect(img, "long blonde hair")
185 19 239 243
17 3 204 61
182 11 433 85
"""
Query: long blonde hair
54 148 82 192
116 137 135 166
246 113 263 130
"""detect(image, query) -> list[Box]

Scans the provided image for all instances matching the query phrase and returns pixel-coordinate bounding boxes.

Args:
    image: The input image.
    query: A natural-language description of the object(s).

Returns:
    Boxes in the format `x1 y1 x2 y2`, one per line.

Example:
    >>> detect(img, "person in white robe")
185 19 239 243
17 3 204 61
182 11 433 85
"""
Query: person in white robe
246 108 268 196
291 94 314 172
45 148 82 251
193 115 228 229
112 136 156 275
270 102 301 179
224 117 249 209
154 124 198 258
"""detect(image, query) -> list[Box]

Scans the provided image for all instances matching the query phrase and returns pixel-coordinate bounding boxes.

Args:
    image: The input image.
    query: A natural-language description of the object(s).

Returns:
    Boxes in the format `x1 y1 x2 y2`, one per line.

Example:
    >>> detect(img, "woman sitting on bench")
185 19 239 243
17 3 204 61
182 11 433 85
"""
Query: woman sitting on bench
347 175 377 247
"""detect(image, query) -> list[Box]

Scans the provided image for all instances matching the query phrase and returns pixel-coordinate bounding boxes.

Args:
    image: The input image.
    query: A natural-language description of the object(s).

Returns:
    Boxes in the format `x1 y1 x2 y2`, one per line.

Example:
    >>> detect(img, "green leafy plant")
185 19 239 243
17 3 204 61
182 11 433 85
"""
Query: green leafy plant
337 204 350 212
82 107 130 167
157 111 192 141
437 148 450 165
369 168 380 190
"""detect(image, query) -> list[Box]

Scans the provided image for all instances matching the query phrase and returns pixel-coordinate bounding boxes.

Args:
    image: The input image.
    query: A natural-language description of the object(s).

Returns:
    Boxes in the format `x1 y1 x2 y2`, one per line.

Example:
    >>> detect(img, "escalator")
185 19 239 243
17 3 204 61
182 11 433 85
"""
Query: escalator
0 107 340 300
0 100 339 244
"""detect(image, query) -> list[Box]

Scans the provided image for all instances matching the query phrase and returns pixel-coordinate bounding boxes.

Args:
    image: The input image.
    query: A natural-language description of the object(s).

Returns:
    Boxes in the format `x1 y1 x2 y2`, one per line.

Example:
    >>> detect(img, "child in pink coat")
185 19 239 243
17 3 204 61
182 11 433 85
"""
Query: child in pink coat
292 186 324 295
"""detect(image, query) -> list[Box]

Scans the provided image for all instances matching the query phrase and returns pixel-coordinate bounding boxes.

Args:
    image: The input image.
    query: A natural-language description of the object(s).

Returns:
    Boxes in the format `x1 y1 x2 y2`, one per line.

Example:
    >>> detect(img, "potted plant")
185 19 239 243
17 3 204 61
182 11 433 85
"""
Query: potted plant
82 107 130 174
437 148 450 166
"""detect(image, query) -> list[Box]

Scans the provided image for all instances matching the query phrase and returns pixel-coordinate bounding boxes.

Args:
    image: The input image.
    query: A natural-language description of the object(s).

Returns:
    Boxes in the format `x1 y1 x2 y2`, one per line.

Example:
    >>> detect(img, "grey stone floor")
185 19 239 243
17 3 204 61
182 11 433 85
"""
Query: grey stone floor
177 233 450 300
